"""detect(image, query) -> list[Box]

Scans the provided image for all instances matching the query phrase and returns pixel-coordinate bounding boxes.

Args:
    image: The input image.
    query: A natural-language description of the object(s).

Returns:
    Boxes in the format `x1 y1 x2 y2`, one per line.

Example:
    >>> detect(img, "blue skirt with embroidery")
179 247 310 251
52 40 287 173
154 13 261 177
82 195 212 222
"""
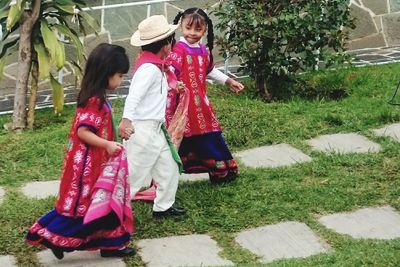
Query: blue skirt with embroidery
179 132 238 178
26 209 130 252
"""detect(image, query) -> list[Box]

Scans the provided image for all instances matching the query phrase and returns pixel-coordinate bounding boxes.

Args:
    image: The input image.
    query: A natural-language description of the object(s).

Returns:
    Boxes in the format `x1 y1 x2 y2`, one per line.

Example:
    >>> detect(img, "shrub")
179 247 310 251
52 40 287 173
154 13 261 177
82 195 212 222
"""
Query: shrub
215 0 355 101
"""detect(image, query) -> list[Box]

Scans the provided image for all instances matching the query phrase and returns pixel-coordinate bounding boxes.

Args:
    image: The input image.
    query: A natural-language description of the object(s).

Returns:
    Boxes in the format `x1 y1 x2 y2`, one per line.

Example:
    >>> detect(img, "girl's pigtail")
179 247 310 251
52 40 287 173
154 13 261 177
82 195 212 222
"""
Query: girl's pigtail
196 8 214 67
173 11 183 25
205 16 214 67
178 8 215 67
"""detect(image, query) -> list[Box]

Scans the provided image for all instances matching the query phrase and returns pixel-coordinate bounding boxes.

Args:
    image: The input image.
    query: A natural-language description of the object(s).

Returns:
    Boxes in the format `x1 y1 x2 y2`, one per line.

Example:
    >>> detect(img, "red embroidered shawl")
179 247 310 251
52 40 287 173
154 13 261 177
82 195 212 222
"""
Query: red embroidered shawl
84 147 133 234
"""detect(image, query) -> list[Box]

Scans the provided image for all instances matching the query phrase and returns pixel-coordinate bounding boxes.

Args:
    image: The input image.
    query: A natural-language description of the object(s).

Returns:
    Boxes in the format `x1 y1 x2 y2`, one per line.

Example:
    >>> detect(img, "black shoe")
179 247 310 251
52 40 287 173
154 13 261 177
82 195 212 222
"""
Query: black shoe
226 171 238 182
100 247 135 258
210 172 237 184
209 174 225 184
50 246 64 260
153 206 186 218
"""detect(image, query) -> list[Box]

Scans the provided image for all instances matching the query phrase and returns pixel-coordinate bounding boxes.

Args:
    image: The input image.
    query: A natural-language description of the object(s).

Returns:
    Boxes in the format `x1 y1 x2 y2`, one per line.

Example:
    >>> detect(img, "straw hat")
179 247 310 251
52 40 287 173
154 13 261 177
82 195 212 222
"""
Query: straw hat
130 15 178 46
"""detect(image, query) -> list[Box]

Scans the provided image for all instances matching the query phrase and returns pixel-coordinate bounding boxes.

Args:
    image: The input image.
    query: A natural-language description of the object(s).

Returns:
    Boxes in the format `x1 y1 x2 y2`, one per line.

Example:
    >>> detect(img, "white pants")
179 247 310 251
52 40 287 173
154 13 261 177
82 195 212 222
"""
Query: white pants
124 120 179 212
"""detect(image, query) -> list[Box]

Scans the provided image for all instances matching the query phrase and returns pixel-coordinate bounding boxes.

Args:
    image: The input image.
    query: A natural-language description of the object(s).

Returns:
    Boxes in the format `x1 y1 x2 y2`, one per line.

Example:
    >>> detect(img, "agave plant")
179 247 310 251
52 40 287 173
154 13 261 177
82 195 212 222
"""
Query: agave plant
0 0 98 130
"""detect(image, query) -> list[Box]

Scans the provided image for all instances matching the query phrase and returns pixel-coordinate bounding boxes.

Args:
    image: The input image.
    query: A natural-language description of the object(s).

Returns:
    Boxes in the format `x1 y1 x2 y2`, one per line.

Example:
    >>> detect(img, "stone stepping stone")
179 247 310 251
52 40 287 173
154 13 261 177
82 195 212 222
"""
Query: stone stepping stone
235 221 330 264
137 234 233 267
234 143 312 168
0 255 16 267
180 173 209 182
37 250 125 267
319 206 400 240
307 133 381 154
373 123 400 142
21 180 60 199
0 186 5 204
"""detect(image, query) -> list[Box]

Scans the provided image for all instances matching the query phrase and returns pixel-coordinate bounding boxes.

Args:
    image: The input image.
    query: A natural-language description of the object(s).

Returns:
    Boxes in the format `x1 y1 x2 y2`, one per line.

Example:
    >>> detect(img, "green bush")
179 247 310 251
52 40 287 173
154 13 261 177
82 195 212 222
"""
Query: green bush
215 0 355 101
296 69 353 100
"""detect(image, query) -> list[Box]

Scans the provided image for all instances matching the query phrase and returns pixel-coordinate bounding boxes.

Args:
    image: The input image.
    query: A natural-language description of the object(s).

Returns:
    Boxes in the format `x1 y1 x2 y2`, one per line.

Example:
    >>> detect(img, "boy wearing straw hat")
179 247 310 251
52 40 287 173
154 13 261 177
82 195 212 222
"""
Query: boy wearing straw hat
118 15 186 218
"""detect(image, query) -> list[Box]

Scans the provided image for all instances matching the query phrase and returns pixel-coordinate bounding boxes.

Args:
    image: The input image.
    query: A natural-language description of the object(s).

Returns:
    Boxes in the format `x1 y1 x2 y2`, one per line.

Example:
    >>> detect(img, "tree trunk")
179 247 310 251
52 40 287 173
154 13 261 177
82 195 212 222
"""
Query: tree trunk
255 75 272 102
12 20 32 132
10 0 41 132
27 60 38 129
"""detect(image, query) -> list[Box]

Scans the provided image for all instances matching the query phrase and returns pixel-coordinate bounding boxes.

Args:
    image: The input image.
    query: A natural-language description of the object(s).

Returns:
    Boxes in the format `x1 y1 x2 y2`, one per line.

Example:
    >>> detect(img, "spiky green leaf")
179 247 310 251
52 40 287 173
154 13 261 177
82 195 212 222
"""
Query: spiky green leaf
33 42 51 80
40 20 59 62
79 11 99 32
65 60 82 77
0 0 12 10
72 0 86 7
55 5 74 14
0 37 18 59
6 2 22 31
50 74 64 114
0 57 5 80
55 0 75 5
0 8 8 20
54 39 65 70
54 24 84 63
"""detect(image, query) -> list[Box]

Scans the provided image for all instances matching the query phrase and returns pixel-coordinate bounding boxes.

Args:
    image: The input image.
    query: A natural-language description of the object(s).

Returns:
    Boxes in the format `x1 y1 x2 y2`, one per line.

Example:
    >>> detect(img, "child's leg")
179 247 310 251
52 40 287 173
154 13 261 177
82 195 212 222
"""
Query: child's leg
150 131 179 212
124 121 160 199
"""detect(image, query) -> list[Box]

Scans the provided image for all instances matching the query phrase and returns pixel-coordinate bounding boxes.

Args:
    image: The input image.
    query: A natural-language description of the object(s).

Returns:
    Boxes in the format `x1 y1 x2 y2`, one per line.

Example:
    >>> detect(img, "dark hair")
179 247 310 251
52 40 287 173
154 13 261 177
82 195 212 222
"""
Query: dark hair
78 43 129 108
142 34 175 54
173 8 214 66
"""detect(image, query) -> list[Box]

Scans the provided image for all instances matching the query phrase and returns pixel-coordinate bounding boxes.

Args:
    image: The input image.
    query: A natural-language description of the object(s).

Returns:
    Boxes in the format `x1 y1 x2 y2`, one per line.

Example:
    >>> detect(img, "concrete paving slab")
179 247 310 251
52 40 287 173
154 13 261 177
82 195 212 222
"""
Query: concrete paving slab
180 173 209 182
0 255 16 267
0 186 5 204
234 143 312 168
307 133 381 154
373 123 400 142
21 180 60 199
235 221 330 264
319 206 400 240
37 250 125 267
137 234 233 267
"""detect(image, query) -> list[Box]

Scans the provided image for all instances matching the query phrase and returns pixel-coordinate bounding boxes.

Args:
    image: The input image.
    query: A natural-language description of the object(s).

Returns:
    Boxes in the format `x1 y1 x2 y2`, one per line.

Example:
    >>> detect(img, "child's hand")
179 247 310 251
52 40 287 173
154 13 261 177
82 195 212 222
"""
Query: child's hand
106 141 123 157
176 81 185 93
118 118 135 140
226 78 245 94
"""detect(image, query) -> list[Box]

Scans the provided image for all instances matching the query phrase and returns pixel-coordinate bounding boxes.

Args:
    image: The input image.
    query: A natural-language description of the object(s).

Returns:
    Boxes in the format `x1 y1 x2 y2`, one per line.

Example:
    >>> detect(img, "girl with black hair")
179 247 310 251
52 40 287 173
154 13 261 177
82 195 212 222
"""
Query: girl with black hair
26 43 135 259
166 8 245 184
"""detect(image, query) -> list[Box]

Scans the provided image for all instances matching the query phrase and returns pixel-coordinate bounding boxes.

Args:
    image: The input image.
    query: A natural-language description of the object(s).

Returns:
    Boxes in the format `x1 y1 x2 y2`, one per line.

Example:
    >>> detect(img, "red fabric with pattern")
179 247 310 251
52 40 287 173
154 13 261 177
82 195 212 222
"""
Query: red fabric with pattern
84 148 134 234
55 97 114 217
133 51 177 89
167 41 222 137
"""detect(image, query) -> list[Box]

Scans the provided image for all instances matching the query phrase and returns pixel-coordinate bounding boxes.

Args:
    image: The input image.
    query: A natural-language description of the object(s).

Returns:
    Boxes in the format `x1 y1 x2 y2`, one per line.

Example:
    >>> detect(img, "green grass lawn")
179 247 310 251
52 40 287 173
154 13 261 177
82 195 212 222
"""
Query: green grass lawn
1 63 400 266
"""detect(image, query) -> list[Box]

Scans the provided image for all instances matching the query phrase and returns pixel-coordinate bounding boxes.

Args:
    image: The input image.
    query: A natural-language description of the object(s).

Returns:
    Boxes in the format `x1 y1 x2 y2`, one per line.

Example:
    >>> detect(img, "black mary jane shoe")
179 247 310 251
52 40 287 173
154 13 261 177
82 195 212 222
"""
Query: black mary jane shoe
209 171 238 184
100 247 135 258
226 171 238 182
153 206 187 218
50 246 64 260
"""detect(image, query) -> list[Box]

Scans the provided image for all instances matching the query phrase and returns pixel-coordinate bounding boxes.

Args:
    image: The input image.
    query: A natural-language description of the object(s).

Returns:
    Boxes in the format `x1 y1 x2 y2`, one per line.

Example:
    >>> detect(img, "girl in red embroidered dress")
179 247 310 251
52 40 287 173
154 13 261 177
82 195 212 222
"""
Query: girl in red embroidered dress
166 8 245 184
26 44 135 259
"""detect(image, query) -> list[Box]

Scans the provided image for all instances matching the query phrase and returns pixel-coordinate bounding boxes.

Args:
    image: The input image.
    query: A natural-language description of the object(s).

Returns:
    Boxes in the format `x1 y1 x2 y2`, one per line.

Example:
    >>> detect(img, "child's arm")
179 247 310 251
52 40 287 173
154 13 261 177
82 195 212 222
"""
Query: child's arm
119 64 154 140
118 118 134 140
77 126 123 156
207 67 244 93
225 77 245 94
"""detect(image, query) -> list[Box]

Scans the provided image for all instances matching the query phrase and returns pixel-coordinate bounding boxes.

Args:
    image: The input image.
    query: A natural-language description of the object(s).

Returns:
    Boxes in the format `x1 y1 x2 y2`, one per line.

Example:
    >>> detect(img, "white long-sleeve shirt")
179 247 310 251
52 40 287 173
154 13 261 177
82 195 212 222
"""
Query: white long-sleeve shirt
122 63 168 122
207 67 229 85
